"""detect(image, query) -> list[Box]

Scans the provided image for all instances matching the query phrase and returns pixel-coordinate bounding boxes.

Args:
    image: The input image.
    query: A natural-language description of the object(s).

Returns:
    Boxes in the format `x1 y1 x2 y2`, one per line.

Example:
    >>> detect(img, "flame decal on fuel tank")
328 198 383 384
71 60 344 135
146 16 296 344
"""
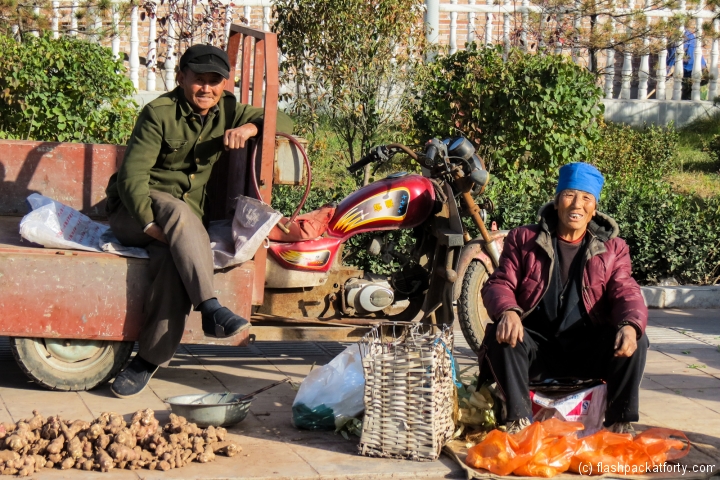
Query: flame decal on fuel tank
334 187 410 233
278 249 331 268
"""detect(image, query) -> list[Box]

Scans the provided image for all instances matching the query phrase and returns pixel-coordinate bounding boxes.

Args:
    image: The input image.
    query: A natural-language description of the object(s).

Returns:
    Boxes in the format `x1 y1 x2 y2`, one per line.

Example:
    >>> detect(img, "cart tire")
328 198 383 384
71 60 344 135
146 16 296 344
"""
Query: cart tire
10 338 133 391
457 261 493 356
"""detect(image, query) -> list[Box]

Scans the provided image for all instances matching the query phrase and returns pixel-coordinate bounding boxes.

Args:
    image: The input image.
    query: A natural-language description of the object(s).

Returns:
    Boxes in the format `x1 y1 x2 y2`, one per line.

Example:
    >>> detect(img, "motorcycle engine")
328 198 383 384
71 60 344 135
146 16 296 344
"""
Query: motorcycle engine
344 275 394 314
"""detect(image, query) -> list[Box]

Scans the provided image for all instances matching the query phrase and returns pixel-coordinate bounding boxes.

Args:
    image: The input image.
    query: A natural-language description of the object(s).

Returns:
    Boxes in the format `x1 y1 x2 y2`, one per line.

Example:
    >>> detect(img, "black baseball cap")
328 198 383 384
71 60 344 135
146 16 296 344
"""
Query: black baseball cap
179 44 230 79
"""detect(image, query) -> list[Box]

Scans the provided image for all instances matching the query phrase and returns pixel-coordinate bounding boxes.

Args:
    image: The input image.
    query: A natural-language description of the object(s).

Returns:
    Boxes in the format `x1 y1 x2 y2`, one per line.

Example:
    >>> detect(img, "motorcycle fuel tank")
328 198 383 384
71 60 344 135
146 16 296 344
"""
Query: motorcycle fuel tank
327 173 435 239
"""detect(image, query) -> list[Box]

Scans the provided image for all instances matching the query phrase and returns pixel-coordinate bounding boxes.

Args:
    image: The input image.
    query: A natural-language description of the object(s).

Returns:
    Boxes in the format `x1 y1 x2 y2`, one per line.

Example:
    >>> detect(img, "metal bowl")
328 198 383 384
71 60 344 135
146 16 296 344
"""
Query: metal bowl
165 392 253 428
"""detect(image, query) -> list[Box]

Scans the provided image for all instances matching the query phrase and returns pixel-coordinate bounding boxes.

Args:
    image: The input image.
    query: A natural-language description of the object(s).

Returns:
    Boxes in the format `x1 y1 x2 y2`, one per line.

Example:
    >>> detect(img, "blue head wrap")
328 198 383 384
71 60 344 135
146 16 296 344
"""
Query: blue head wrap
556 163 605 203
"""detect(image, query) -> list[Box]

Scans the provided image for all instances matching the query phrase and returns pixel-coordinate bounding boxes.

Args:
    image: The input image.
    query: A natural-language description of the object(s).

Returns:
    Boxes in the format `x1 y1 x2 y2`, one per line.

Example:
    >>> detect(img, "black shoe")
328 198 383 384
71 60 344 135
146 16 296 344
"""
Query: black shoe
111 355 158 398
202 307 250 338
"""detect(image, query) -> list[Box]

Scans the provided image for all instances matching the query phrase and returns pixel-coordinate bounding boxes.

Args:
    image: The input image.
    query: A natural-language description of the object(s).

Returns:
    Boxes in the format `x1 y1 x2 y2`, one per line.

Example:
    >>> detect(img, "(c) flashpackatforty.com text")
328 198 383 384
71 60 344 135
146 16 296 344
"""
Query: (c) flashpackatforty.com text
577 462 716 476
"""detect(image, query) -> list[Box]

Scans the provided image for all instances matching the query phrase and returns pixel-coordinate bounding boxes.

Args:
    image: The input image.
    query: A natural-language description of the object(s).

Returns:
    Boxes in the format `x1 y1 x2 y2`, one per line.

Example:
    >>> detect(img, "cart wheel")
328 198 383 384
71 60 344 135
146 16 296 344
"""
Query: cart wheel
457 261 493 356
10 338 133 391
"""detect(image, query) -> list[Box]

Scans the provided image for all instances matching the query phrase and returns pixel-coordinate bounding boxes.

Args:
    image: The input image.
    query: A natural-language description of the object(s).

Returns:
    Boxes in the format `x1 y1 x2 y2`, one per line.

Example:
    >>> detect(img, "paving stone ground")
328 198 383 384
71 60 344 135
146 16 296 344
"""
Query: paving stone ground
0 309 719 479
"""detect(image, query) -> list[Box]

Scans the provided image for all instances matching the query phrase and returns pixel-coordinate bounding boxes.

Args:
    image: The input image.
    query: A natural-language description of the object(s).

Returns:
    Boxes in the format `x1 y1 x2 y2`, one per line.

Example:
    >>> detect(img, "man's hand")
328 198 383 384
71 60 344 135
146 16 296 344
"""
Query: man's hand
614 325 638 358
224 123 259 150
144 224 168 244
496 310 524 348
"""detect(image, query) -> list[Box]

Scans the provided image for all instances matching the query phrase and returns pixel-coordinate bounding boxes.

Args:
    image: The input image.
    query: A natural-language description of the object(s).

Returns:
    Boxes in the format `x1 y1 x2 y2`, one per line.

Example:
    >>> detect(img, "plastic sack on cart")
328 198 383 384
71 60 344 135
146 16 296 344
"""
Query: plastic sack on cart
530 383 607 436
19 194 148 258
292 344 365 430
209 195 282 269
465 418 690 477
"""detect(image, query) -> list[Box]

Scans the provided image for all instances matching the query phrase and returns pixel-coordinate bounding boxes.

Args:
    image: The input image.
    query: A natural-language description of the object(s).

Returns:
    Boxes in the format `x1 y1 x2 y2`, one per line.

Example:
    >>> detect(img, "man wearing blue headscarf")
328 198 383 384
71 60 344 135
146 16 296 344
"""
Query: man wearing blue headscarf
479 163 649 435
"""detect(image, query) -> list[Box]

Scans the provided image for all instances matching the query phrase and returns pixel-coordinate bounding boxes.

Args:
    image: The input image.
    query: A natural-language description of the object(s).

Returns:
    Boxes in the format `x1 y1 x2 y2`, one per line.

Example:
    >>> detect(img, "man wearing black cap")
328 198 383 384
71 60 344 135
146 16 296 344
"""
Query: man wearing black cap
105 44 293 398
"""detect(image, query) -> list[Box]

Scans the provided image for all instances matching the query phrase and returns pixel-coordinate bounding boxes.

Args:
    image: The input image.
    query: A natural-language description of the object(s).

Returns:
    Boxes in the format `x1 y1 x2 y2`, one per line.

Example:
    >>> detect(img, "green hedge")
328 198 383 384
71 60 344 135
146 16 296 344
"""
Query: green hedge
0 33 137 144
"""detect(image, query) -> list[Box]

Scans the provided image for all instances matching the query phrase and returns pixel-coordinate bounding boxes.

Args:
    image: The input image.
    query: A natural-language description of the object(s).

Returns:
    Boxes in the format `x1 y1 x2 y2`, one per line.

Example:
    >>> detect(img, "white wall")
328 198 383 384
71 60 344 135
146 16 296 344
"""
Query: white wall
602 99 719 128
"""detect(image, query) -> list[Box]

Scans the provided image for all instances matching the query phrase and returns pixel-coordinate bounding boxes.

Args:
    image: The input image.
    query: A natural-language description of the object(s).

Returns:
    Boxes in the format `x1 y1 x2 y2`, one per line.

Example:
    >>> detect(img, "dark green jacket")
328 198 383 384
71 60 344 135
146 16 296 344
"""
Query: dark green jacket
106 87 293 227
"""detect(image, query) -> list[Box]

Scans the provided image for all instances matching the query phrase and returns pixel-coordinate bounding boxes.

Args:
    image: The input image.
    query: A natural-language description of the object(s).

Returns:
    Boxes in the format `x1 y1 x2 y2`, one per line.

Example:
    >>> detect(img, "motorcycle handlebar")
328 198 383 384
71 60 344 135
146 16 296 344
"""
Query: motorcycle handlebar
347 154 375 173
348 145 390 173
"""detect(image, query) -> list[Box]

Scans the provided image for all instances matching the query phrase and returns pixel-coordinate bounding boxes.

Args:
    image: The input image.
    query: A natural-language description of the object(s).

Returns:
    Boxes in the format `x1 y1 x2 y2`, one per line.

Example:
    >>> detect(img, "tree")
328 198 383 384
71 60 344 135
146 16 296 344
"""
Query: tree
522 0 686 76
492 0 696 86
0 0 50 38
273 0 426 185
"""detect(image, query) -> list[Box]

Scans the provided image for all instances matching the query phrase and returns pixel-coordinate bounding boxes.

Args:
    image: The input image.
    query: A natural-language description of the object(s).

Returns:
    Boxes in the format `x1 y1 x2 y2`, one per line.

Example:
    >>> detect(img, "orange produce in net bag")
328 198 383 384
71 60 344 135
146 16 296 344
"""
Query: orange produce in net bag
466 429 532 476
466 420 691 477
466 419 585 477
635 428 690 464
514 419 584 477
569 430 636 475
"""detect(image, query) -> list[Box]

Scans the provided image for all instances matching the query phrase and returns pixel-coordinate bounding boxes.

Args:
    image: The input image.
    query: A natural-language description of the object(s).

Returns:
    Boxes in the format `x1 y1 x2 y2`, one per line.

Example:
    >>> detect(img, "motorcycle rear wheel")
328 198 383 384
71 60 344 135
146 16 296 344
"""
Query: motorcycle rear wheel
457 260 493 356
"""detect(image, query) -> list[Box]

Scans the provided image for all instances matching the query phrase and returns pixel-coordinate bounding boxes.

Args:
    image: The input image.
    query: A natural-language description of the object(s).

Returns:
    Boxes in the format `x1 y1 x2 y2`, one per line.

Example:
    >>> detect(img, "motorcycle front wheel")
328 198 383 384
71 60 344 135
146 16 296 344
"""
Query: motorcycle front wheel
457 260 493 356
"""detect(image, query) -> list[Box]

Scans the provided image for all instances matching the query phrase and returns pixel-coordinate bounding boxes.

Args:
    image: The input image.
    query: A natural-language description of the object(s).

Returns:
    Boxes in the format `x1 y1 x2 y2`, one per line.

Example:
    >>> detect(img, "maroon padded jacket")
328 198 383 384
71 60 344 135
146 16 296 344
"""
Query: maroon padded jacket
481 203 648 334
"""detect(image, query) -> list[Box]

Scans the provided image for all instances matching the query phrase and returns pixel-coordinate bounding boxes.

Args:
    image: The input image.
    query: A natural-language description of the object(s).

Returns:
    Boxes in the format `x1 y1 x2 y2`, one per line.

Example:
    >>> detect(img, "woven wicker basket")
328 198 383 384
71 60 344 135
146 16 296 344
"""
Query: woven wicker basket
358 323 455 461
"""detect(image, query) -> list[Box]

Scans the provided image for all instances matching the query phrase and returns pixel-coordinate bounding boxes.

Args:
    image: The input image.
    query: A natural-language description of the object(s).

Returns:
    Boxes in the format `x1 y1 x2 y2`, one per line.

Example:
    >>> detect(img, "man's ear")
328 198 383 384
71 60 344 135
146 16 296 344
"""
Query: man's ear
176 70 185 87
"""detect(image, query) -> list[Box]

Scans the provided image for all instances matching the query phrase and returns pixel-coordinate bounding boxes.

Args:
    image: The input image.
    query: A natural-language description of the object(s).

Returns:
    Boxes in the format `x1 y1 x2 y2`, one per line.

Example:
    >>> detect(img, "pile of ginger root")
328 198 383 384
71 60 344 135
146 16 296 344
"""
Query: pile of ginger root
0 409 240 476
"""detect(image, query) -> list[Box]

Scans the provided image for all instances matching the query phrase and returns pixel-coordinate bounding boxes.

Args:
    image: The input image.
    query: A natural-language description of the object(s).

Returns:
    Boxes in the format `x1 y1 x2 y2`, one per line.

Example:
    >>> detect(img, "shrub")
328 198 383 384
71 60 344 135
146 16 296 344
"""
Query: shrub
486 168 557 231
603 177 720 285
702 133 720 170
592 121 679 182
0 33 137 144
410 44 604 175
590 124 720 283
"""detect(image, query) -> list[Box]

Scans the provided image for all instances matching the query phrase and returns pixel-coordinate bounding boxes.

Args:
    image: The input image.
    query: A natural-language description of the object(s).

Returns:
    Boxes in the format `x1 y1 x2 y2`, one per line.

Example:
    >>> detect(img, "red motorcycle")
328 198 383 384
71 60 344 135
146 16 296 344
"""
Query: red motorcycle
258 136 508 353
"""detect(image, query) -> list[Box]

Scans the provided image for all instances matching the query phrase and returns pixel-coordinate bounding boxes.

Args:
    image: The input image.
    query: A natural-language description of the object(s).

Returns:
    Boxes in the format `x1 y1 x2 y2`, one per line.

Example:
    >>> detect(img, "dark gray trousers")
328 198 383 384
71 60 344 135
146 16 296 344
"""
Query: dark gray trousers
482 323 649 426
109 191 215 366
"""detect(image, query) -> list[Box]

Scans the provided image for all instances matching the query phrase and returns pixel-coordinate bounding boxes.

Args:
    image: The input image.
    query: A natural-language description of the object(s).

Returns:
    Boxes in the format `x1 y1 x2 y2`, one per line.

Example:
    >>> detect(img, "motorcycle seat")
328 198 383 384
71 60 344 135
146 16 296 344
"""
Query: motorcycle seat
268 204 336 243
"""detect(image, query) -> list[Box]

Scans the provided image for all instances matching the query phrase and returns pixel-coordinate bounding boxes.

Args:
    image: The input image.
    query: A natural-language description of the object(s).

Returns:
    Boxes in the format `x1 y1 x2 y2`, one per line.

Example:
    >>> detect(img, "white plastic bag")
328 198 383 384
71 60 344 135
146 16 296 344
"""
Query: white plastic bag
292 344 366 430
530 383 607 436
19 194 148 258
210 195 282 269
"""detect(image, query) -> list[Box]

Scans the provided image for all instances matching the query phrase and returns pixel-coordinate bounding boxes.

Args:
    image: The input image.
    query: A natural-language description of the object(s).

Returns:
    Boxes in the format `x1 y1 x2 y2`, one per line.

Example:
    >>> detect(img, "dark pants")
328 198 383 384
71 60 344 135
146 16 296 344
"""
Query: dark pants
109 191 215 367
481 323 649 426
